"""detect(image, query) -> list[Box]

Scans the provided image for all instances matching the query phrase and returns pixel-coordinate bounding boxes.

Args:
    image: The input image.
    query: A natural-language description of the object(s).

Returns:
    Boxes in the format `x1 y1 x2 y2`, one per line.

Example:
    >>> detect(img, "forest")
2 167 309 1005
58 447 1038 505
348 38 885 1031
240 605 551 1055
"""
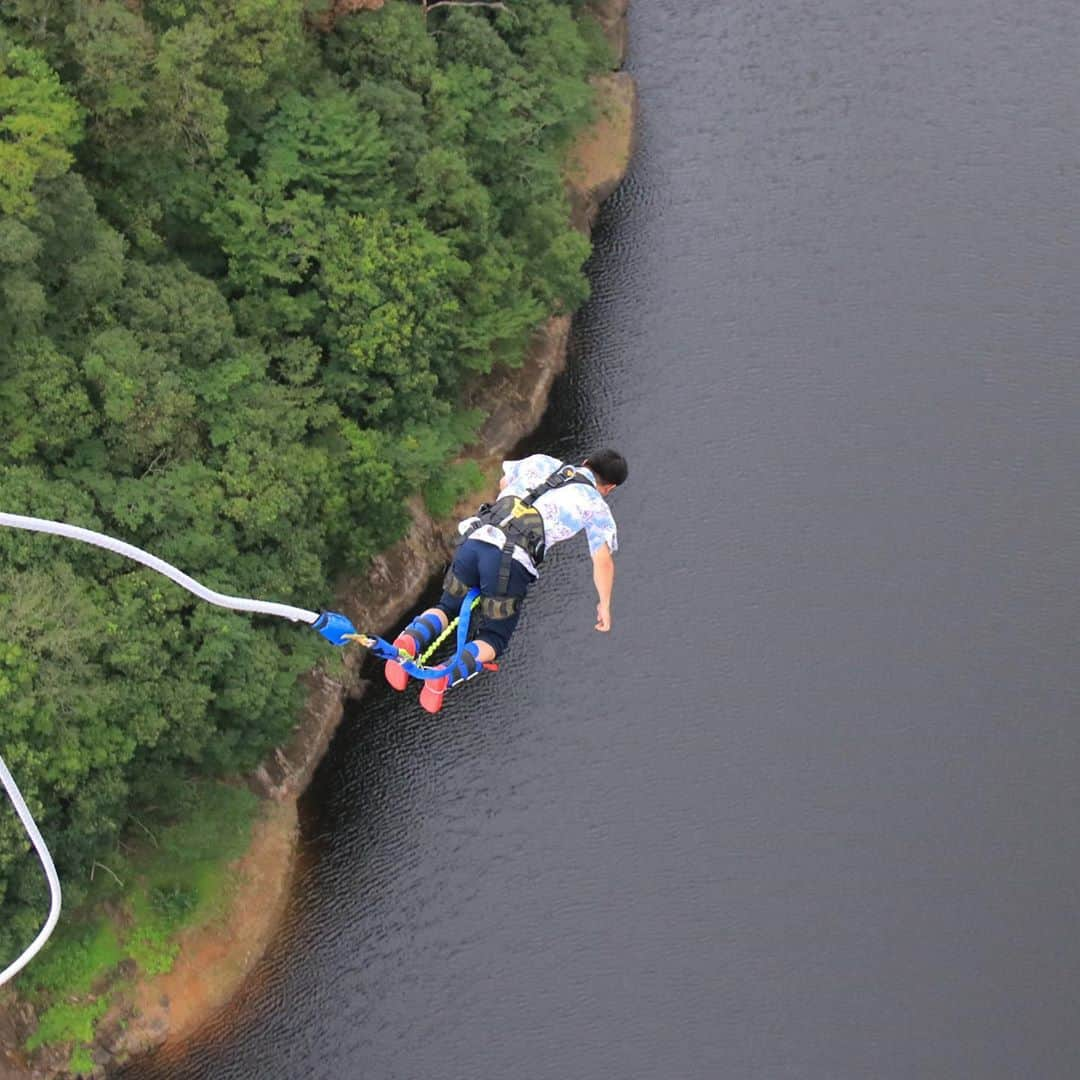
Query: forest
0 0 609 961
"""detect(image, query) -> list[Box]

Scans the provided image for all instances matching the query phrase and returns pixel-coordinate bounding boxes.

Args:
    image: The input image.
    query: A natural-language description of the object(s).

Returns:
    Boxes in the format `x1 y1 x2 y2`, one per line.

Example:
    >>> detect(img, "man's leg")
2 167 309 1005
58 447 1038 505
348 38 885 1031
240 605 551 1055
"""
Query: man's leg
473 544 531 660
384 607 449 691
468 637 498 664
447 544 530 669
419 547 531 710
385 543 480 690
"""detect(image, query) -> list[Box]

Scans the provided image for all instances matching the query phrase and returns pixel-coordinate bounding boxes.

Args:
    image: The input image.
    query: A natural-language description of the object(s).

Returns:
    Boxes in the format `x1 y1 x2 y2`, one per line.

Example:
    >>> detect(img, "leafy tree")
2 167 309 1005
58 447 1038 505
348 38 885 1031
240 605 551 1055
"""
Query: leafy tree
414 145 491 241
325 1 437 93
259 84 391 212
0 40 82 218
189 0 311 108
31 176 126 343
318 210 467 424
152 20 229 169
350 80 431 198
0 216 46 345
205 170 327 299
62 1 154 141
0 339 95 465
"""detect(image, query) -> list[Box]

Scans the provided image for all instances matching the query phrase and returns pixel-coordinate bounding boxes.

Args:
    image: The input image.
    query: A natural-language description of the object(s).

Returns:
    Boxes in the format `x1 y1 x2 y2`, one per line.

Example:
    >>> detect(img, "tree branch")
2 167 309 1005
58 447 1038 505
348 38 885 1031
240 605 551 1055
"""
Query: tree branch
130 815 159 847
91 861 125 888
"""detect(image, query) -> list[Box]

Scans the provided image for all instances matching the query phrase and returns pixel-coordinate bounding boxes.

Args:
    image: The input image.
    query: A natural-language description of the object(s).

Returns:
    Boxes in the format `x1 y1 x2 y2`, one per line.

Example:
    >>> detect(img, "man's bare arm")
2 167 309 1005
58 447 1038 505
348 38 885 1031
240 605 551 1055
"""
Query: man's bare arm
591 543 615 632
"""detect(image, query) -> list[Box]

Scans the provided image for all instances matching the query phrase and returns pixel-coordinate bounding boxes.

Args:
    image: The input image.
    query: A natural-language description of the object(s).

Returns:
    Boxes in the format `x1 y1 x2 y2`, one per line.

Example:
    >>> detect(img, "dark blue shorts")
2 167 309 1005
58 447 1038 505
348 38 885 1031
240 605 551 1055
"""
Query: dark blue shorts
437 539 533 656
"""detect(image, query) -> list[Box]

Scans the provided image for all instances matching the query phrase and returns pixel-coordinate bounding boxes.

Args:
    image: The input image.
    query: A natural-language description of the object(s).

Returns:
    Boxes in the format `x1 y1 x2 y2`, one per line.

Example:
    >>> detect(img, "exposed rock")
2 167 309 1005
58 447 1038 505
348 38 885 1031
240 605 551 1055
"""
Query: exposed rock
250 669 349 800
0 999 35 1079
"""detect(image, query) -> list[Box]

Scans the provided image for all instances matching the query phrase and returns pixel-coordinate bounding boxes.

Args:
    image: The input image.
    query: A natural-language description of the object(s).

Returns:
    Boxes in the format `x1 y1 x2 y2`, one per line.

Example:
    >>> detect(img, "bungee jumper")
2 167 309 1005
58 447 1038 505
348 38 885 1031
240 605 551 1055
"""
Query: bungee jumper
368 449 628 714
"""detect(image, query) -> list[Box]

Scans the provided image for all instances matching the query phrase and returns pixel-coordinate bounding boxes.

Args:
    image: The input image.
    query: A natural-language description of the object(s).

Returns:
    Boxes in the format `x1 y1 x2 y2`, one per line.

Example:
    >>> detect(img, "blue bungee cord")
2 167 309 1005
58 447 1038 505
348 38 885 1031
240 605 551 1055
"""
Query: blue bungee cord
352 588 483 680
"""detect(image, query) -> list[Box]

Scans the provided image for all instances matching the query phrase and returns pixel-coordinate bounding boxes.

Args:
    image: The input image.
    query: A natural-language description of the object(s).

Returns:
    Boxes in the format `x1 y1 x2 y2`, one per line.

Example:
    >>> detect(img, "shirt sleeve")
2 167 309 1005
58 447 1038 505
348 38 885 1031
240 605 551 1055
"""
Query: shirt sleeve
581 496 618 556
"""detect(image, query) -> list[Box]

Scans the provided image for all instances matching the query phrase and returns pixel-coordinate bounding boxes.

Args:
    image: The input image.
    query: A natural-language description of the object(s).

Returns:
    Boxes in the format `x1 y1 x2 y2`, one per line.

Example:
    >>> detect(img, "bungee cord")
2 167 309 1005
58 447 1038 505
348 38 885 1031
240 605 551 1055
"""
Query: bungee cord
0 511 360 985
0 755 61 987
0 513 320 624
0 511 489 983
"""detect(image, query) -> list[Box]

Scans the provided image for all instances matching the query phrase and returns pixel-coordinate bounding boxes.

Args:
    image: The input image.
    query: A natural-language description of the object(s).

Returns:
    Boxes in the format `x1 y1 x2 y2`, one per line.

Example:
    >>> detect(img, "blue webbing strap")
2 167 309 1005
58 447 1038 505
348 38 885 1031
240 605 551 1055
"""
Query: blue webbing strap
357 589 482 682
402 588 480 680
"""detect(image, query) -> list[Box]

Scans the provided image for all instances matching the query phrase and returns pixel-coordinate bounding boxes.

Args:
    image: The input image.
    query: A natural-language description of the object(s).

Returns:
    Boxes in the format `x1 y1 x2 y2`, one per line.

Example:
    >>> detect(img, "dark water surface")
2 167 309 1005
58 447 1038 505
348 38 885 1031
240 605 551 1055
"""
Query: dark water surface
122 1 1080 1077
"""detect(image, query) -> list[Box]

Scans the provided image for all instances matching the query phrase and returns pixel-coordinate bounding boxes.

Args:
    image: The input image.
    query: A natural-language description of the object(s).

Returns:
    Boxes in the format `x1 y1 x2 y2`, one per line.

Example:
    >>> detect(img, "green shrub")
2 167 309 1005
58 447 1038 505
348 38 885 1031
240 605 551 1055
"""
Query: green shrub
125 924 179 978
68 1045 96 1076
22 921 122 1000
424 460 486 518
24 998 108 1052
149 883 199 925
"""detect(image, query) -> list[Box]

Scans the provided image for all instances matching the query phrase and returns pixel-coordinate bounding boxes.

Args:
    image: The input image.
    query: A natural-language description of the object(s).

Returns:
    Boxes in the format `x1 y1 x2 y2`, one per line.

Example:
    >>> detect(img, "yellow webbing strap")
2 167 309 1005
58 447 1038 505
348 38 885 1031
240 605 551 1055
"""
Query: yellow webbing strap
418 595 481 664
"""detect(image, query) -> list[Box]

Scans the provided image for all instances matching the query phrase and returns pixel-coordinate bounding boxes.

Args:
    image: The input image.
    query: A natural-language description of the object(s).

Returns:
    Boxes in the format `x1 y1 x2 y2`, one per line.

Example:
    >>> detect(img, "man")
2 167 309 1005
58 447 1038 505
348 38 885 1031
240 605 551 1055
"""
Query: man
386 448 628 707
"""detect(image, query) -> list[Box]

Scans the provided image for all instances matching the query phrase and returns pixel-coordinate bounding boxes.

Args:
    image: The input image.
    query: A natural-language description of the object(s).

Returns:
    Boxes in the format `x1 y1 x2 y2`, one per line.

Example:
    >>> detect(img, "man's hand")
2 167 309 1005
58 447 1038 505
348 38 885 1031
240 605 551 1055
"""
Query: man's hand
595 602 612 632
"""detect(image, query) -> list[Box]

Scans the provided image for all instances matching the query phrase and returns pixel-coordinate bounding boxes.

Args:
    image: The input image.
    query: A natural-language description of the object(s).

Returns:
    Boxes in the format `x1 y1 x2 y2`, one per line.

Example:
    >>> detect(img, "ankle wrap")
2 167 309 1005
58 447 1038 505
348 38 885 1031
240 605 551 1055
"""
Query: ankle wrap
447 644 481 687
404 613 444 650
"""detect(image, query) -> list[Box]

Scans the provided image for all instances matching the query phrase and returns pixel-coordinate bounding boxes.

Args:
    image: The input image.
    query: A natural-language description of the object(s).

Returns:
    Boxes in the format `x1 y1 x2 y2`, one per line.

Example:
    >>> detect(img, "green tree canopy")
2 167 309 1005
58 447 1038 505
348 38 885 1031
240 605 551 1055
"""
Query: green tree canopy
0 40 81 218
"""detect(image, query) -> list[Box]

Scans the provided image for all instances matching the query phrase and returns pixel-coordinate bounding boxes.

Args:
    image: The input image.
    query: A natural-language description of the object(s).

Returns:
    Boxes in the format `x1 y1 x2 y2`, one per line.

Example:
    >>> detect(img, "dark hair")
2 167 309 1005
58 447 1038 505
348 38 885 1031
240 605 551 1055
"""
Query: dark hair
583 448 628 487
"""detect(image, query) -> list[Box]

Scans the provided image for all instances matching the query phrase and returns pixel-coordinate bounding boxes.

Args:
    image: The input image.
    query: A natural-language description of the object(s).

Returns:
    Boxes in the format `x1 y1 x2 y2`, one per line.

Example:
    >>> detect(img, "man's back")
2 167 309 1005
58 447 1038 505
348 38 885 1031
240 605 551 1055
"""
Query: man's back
466 453 619 575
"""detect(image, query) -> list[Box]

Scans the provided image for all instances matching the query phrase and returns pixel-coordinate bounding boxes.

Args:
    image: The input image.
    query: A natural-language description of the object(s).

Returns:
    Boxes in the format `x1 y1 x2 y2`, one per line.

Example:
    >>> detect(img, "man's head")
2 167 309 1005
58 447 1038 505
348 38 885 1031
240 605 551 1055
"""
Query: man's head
583 449 628 495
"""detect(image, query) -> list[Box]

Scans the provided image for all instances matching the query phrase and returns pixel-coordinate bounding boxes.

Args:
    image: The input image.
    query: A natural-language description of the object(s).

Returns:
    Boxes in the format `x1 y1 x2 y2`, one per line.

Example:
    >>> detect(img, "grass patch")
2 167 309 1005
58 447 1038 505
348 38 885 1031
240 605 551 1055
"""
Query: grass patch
134 781 258 928
24 997 109 1052
20 781 260 1058
424 459 486 519
68 1045 96 1076
23 920 123 1001
122 782 257 975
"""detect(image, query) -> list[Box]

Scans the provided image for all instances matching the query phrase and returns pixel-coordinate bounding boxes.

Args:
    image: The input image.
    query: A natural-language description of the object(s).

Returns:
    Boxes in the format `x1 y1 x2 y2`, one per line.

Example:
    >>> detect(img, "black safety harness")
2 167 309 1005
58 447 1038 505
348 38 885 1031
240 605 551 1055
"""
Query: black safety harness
445 463 596 619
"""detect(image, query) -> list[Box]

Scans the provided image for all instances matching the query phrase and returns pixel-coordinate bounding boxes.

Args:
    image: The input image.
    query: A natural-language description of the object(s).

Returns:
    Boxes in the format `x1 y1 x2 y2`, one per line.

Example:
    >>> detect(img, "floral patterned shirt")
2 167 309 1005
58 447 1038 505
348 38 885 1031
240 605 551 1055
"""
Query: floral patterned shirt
459 454 619 577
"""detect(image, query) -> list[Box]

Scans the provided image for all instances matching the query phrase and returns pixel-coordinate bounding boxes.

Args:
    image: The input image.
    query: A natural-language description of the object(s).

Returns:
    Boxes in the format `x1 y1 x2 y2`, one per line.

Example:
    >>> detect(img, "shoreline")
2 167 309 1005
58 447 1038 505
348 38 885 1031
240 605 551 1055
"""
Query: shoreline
3 4 635 1075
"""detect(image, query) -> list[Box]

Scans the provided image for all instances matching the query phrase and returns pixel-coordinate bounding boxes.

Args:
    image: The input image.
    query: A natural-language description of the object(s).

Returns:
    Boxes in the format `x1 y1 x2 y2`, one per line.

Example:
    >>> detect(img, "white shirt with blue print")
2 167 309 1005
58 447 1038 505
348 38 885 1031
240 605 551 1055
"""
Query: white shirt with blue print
458 453 619 577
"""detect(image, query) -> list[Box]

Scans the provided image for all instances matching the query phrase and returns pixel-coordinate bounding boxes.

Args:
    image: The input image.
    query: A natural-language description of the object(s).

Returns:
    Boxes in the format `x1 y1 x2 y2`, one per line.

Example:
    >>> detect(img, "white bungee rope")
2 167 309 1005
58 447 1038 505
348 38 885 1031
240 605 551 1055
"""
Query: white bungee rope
0 513 320 623
0 755 61 987
0 512 357 985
